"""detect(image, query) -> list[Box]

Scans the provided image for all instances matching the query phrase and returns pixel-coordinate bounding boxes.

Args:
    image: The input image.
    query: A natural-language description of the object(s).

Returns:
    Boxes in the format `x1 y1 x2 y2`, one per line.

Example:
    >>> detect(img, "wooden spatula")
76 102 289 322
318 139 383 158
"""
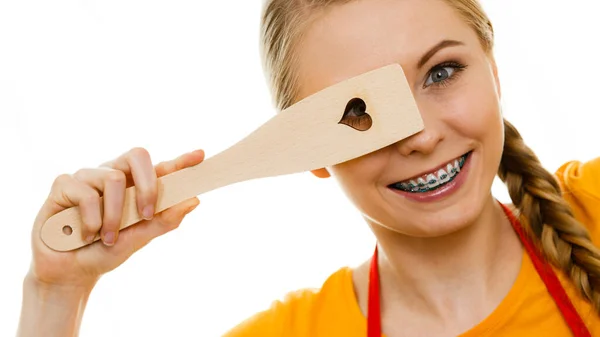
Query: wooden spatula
41 63 424 252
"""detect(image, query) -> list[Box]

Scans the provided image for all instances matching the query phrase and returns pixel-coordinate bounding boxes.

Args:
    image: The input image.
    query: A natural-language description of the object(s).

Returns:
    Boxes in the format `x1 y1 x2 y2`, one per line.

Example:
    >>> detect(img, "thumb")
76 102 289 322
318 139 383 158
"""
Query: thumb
112 197 200 256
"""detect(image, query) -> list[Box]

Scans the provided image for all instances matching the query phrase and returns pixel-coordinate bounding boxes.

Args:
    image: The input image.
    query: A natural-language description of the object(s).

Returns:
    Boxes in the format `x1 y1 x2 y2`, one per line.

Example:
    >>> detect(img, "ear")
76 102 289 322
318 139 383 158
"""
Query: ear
310 168 331 178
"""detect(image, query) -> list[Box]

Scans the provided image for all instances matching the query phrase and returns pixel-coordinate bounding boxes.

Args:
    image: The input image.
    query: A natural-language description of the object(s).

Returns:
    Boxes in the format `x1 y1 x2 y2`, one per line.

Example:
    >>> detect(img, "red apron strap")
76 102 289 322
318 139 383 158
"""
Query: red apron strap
366 203 591 337
498 202 591 337
367 245 381 337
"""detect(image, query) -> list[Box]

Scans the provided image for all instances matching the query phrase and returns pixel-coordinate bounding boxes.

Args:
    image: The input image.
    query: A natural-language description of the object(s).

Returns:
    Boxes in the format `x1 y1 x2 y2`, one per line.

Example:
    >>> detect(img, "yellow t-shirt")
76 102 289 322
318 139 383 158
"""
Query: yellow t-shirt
225 158 600 336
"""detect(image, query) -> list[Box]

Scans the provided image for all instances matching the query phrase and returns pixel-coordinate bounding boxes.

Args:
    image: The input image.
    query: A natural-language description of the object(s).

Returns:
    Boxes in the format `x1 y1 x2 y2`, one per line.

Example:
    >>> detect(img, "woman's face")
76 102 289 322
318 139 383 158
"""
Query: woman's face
295 0 504 237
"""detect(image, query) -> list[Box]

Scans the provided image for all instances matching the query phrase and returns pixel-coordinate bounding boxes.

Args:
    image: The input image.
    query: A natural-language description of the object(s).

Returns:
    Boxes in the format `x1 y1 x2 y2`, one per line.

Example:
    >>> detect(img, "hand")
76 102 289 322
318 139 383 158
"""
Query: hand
27 147 204 288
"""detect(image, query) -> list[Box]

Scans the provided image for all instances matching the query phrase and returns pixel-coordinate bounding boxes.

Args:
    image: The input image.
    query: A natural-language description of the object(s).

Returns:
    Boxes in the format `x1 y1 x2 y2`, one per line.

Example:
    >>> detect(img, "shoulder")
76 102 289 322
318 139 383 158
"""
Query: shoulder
555 157 600 200
223 267 356 337
555 157 600 243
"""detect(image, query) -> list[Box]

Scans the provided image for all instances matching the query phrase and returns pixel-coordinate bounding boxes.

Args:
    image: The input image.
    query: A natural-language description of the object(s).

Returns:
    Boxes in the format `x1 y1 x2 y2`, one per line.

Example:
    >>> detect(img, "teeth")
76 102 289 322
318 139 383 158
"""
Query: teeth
417 177 427 189
426 174 439 188
446 163 455 177
437 169 449 183
394 154 467 192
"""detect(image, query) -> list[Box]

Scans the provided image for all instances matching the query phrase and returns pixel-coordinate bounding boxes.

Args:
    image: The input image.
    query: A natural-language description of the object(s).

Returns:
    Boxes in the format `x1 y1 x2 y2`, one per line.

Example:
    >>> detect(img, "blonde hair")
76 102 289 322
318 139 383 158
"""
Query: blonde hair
259 0 600 312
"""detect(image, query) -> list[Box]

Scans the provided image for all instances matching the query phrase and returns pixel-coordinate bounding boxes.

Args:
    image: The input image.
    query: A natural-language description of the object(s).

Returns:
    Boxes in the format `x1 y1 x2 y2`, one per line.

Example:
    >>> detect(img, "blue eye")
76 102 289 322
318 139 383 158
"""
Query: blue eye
423 61 466 88
343 97 367 117
425 66 455 86
347 104 366 117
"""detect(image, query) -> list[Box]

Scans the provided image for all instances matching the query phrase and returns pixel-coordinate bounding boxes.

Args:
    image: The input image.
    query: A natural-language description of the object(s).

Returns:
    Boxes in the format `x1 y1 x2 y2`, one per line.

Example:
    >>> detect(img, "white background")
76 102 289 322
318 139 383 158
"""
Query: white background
0 0 598 336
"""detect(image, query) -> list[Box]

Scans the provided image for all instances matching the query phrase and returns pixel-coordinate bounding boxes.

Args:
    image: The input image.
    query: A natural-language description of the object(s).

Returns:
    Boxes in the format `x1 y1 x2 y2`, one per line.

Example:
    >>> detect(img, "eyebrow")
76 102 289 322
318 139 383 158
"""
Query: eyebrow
417 40 465 69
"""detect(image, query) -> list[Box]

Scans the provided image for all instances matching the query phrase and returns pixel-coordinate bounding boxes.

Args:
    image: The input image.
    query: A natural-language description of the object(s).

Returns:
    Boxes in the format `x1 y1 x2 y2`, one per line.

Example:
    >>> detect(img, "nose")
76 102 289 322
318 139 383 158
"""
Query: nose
394 104 444 156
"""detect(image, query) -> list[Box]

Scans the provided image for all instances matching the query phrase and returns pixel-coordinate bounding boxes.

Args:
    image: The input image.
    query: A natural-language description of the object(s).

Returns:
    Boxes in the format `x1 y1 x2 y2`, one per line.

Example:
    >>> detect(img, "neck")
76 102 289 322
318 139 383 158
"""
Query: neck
367 197 523 331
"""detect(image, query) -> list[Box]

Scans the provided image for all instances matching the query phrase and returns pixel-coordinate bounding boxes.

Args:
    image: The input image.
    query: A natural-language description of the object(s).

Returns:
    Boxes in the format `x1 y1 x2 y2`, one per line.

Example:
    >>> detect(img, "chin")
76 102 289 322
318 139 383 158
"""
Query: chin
394 199 486 237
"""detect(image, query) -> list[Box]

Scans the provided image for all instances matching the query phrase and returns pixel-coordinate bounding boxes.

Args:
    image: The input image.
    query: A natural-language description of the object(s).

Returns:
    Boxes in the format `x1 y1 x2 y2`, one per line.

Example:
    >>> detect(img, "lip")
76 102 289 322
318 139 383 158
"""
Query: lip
387 151 474 203
389 152 470 185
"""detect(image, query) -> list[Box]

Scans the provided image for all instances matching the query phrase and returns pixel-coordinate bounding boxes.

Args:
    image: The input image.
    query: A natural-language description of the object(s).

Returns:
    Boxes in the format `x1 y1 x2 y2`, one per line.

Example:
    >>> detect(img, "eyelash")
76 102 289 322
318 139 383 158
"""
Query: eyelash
424 61 467 89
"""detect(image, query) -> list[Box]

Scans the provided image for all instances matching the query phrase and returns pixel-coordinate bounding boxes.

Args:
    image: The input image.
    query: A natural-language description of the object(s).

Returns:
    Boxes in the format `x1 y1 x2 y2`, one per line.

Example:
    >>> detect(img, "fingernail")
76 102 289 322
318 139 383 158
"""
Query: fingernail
86 235 95 243
143 205 154 220
103 232 115 246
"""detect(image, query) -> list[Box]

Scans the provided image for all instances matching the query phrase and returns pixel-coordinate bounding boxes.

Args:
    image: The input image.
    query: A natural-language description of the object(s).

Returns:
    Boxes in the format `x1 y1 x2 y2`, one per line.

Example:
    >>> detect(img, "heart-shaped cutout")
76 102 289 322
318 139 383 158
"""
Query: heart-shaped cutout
339 97 372 131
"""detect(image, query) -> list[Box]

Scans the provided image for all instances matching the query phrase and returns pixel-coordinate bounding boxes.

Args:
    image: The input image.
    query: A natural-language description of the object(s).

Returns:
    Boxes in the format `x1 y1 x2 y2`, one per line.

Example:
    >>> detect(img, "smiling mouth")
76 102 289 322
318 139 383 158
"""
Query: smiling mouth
388 152 471 193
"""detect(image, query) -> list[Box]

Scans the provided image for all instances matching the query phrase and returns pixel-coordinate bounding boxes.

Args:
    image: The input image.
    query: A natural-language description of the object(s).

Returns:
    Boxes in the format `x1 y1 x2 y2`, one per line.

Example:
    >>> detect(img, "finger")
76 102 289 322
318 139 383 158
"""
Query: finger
72 167 117 192
108 197 200 257
155 149 205 178
73 167 127 245
102 147 158 222
44 174 102 241
73 168 127 246
100 170 127 246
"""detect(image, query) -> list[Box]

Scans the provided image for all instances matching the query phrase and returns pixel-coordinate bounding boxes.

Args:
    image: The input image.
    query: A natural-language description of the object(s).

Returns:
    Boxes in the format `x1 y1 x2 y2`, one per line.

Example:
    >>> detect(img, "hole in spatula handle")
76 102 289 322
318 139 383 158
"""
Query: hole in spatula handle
62 225 73 235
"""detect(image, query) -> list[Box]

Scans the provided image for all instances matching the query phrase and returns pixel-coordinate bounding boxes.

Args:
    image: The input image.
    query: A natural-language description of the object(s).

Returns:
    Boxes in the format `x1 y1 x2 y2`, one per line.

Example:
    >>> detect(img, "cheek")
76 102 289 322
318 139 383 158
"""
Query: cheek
331 154 380 185
443 73 503 143
330 151 389 199
444 70 505 181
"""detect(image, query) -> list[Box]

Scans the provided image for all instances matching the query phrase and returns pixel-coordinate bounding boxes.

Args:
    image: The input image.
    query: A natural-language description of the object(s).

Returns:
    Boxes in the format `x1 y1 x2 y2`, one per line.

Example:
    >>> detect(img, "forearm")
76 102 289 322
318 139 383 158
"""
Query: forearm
17 275 96 337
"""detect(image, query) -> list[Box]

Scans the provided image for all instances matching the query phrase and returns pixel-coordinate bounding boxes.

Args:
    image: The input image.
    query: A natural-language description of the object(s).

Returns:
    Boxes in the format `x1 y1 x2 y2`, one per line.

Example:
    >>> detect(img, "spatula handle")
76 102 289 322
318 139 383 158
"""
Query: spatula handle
41 154 242 252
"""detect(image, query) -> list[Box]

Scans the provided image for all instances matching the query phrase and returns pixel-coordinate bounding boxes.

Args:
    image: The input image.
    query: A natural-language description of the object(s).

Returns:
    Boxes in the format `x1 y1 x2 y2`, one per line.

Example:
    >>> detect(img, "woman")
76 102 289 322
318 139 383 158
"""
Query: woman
17 0 600 336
